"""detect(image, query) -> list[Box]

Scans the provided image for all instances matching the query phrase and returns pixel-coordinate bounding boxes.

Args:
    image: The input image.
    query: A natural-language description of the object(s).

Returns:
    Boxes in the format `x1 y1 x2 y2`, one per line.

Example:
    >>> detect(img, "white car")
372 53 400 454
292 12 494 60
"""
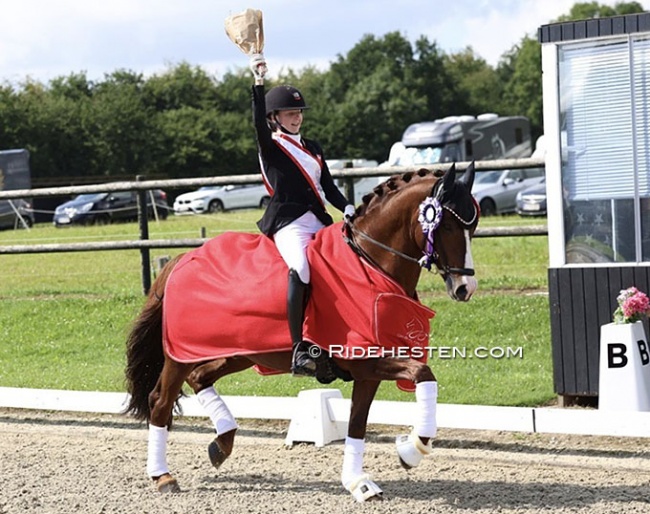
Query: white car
173 184 271 215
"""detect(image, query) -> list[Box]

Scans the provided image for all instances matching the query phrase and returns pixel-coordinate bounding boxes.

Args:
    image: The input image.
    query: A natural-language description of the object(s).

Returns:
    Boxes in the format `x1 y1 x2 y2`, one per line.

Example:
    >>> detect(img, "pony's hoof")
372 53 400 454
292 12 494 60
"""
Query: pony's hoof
398 456 413 470
155 474 181 493
208 438 228 469
395 432 431 470
345 474 384 502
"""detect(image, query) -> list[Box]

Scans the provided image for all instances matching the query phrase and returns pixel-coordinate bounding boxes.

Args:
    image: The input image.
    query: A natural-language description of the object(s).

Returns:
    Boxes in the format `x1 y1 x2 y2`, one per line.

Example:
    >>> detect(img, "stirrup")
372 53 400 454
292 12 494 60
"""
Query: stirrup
344 474 383 502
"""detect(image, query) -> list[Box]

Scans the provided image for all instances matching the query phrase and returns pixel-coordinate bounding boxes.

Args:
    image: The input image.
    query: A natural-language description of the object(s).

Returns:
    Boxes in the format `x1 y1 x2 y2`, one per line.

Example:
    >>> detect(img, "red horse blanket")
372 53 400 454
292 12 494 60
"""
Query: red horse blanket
162 222 435 391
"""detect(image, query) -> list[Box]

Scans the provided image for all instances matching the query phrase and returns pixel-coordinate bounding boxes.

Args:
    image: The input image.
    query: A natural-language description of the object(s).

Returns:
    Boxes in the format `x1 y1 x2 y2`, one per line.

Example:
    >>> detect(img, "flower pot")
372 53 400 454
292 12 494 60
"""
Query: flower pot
599 321 650 411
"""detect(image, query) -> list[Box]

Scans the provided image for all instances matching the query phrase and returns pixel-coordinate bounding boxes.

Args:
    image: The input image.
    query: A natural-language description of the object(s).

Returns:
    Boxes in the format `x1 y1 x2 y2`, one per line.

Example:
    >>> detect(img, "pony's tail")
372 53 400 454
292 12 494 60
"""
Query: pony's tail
123 254 184 421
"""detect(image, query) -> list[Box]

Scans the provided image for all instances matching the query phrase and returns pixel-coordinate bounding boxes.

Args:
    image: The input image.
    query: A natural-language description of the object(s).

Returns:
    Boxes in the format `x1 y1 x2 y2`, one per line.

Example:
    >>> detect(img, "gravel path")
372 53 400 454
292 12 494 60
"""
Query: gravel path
1 408 650 513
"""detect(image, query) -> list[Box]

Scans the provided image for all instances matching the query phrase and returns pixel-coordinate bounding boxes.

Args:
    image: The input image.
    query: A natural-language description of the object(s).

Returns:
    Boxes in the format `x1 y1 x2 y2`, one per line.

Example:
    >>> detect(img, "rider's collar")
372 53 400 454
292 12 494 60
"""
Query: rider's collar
276 126 301 140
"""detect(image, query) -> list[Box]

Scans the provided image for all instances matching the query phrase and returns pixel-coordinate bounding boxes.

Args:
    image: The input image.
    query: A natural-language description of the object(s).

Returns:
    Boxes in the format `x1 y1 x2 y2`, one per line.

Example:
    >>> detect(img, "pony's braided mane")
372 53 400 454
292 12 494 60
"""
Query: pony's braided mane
354 168 445 217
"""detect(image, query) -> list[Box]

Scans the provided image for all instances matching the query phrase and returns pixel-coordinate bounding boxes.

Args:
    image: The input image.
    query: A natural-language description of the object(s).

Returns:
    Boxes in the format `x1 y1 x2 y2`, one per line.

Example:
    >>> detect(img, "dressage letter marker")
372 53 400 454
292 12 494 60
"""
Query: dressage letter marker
599 322 650 412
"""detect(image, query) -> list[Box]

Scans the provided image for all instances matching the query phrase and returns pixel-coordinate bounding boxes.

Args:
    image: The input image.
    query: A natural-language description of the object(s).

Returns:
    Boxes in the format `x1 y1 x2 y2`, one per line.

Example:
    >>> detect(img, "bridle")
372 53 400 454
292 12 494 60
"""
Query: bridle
343 180 478 277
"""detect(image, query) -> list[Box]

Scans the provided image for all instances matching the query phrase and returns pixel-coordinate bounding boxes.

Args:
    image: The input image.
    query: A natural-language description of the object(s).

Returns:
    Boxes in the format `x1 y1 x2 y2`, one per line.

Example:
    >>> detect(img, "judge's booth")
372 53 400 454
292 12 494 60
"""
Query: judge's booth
539 13 650 405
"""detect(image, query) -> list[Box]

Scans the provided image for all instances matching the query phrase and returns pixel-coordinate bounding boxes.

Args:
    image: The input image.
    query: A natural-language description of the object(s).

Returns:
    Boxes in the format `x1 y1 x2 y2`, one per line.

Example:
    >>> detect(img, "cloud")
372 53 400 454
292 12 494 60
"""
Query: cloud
427 0 580 64
0 0 647 84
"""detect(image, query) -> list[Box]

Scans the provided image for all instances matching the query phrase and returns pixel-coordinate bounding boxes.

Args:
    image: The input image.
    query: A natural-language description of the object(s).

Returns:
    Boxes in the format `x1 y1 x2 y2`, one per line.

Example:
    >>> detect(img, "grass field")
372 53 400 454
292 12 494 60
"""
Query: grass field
0 210 553 406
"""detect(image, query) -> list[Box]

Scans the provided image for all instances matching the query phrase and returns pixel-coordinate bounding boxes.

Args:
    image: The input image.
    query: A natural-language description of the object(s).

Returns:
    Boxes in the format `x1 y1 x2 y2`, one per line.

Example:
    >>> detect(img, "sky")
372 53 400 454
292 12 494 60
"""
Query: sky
1 0 648 85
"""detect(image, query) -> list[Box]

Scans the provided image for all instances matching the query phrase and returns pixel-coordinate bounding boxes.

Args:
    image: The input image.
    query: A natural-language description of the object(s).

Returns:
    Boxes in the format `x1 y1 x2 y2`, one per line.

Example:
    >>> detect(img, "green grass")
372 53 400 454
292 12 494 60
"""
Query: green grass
0 211 554 406
424 293 552 406
0 295 139 391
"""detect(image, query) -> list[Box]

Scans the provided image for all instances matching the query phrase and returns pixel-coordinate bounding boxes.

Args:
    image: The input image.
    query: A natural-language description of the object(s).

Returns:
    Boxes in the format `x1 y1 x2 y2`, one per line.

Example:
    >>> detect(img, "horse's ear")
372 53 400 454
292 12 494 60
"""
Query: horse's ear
436 163 456 199
460 161 475 192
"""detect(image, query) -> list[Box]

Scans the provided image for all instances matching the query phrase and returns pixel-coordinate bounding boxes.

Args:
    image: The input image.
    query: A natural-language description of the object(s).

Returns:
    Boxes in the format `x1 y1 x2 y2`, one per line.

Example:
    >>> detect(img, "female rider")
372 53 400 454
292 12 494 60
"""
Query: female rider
249 53 354 377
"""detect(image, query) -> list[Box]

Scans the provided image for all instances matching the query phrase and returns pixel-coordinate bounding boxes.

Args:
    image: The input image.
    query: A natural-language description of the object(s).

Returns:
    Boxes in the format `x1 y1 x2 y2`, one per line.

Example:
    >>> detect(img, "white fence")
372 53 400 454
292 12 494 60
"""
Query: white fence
0 158 547 293
2 386 650 442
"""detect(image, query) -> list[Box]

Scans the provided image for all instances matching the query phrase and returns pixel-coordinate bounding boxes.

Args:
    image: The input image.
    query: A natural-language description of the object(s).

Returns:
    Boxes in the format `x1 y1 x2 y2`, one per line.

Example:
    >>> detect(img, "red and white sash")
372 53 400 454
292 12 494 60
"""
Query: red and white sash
264 133 326 208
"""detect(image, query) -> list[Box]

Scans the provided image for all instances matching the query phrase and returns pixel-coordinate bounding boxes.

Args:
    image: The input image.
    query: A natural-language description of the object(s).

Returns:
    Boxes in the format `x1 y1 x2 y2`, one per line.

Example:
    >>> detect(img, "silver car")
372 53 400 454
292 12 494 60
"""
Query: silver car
472 167 545 216
516 178 547 216
173 184 270 215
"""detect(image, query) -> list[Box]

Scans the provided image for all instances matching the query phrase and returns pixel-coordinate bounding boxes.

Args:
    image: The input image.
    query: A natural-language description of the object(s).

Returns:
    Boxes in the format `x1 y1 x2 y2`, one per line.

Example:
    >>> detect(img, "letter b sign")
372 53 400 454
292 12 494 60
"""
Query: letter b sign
607 340 649 368
638 339 650 365
607 343 628 368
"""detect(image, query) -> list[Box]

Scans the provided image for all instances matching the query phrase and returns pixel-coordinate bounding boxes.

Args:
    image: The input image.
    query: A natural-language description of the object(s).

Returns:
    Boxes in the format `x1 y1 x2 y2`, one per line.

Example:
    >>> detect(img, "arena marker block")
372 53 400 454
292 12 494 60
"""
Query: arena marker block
599 322 650 412
285 389 347 447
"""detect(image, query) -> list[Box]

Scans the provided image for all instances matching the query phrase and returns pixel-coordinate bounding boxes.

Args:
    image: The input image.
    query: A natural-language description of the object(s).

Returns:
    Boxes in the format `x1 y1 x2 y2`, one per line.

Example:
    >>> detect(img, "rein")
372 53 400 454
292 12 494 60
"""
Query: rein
343 182 477 277
345 222 423 267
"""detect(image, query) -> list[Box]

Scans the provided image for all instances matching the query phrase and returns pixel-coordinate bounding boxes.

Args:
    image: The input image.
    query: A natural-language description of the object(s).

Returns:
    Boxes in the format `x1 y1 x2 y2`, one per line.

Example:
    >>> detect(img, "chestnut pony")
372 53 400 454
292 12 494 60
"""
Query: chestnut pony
124 163 477 502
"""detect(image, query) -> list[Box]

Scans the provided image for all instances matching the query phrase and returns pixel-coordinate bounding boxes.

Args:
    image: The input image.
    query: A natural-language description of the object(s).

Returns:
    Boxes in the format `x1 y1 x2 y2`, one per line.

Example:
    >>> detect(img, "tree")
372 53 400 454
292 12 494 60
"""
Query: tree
499 36 543 141
0 84 22 149
304 33 452 162
212 71 261 173
48 72 93 102
90 70 156 177
554 1 644 21
323 64 427 161
142 62 219 112
443 47 505 116
141 64 261 177
411 36 460 120
14 77 93 181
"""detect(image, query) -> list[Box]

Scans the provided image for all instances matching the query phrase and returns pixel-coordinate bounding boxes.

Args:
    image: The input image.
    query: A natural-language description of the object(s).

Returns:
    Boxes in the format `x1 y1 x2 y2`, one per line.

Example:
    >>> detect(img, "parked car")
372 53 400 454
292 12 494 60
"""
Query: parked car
472 167 545 216
516 178 547 216
0 199 34 229
173 184 270 215
53 190 169 227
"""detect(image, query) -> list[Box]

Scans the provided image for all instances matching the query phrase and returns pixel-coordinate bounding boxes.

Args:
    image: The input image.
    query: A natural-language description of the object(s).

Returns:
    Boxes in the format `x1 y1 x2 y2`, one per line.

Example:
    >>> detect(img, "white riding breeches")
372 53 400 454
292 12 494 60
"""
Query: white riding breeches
273 211 325 284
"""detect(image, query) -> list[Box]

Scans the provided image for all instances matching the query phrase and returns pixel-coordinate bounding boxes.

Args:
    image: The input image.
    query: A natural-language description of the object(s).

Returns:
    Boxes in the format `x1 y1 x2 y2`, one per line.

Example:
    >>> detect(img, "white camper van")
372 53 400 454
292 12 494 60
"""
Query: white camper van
388 114 532 167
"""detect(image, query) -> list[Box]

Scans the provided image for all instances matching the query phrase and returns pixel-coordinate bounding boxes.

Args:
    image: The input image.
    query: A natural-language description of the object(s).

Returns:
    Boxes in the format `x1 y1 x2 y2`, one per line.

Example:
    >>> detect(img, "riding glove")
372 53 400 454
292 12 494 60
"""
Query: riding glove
249 53 267 82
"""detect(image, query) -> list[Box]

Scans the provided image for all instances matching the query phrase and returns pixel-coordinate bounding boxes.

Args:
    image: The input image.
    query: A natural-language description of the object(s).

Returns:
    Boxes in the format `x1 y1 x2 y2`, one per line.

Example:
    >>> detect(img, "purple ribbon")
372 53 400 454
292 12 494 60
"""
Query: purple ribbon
417 197 443 271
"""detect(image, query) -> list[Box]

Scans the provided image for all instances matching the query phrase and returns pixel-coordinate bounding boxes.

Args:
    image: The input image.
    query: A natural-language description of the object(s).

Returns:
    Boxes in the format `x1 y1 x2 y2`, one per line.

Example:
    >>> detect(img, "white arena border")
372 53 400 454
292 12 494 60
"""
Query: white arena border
1 387 650 445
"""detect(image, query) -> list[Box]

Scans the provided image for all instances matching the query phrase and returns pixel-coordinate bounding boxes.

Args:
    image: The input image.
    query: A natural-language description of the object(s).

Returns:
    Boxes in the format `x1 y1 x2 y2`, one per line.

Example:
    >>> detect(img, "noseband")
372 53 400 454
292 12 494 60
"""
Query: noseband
344 183 478 277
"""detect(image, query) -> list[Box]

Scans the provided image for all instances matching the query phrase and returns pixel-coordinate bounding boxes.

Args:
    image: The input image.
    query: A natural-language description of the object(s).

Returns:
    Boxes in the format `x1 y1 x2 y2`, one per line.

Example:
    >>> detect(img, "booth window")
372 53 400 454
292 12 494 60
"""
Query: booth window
559 35 650 263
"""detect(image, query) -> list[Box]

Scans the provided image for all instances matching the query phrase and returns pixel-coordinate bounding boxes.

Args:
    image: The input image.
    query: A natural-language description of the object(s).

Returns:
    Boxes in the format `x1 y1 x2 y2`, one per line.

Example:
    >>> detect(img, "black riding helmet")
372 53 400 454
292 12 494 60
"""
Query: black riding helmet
265 85 309 115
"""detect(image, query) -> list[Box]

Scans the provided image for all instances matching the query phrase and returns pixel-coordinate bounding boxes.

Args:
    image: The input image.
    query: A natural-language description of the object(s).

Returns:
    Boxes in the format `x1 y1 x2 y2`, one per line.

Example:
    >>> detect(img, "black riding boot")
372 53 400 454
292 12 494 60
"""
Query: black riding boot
288 269 316 377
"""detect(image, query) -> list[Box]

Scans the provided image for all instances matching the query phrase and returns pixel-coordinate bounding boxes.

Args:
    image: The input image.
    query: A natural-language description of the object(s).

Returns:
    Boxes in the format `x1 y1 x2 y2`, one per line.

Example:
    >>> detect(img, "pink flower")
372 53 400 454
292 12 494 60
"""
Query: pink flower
613 287 650 324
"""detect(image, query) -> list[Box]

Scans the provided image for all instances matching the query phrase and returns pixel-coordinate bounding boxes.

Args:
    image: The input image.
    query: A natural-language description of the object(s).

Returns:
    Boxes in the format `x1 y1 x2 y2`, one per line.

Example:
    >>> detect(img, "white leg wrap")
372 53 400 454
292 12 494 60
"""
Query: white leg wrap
396 381 437 469
197 386 239 435
415 381 438 438
341 437 383 501
341 437 365 488
147 424 170 478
